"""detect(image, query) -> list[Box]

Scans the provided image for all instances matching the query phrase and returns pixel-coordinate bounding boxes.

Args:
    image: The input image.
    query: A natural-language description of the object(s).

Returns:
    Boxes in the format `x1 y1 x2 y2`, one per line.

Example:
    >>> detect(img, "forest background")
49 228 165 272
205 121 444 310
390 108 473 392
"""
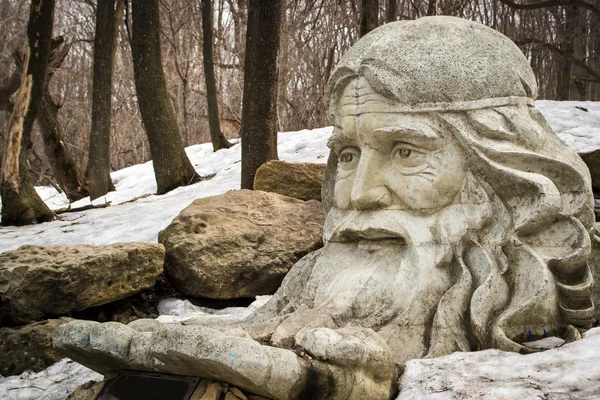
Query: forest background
0 0 599 201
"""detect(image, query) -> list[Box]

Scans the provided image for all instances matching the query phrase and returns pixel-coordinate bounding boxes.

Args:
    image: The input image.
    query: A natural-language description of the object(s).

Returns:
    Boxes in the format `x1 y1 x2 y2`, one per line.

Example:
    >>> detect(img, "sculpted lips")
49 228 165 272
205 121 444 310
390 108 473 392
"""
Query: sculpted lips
335 228 406 251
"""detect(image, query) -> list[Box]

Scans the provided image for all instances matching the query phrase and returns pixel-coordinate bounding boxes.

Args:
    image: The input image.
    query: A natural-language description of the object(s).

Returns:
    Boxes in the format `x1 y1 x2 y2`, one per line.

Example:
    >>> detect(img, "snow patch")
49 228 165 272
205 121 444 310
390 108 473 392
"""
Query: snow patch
0 128 332 253
0 359 102 400
398 328 600 399
156 295 272 323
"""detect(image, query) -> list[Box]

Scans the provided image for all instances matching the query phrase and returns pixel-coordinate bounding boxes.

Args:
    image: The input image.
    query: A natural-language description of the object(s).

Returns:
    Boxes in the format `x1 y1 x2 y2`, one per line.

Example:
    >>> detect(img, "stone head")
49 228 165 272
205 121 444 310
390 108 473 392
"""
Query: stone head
322 16 595 351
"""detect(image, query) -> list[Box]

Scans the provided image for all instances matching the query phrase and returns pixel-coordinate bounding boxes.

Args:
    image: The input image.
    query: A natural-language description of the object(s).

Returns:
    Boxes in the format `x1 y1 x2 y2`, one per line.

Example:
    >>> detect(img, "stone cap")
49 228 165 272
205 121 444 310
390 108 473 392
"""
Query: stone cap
327 16 537 116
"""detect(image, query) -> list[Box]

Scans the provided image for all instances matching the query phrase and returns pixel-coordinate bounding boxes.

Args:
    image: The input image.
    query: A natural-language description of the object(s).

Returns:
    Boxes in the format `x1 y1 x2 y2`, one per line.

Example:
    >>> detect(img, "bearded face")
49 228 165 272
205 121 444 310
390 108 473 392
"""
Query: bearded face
266 77 500 365
304 72 593 364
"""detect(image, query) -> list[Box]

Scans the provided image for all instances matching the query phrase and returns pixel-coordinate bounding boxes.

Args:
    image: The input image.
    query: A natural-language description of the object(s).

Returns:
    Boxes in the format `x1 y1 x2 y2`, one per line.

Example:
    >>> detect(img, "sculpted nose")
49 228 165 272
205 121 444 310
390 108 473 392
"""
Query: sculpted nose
350 151 394 210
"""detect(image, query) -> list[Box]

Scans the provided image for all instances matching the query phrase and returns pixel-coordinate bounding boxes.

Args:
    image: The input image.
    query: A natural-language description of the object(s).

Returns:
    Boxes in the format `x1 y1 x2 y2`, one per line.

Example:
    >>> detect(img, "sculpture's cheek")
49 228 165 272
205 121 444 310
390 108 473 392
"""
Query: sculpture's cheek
334 172 355 209
388 143 468 209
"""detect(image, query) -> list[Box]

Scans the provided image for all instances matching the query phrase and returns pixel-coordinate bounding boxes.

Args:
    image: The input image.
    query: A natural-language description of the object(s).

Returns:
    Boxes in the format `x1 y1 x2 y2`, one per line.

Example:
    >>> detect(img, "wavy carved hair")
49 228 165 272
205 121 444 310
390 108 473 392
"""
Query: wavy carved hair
325 68 595 353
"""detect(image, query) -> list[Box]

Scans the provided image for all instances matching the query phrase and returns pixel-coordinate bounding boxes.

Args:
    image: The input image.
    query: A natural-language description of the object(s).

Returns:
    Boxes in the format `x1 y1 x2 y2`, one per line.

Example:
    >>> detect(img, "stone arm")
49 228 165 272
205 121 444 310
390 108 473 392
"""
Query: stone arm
54 320 395 400
53 249 396 399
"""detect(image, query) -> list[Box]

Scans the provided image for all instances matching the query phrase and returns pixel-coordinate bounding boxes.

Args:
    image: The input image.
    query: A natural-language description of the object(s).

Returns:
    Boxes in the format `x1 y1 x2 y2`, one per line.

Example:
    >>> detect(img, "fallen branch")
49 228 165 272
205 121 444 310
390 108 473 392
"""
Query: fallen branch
55 201 112 214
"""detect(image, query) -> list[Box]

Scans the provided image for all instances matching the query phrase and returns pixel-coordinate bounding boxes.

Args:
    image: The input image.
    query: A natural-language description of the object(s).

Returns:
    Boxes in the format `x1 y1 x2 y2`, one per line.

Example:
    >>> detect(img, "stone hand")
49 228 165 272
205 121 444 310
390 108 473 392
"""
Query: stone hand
299 327 397 400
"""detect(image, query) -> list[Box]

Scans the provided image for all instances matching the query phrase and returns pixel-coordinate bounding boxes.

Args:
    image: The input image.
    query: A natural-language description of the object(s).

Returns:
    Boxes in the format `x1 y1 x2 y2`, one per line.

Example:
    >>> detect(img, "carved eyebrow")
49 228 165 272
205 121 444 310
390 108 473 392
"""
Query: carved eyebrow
372 123 441 142
327 132 356 150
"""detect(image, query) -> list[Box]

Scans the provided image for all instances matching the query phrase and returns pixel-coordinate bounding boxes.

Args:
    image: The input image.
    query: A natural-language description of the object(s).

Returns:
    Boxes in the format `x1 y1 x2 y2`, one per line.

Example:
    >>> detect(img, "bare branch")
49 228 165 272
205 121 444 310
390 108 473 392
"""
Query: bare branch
517 38 600 83
497 0 600 17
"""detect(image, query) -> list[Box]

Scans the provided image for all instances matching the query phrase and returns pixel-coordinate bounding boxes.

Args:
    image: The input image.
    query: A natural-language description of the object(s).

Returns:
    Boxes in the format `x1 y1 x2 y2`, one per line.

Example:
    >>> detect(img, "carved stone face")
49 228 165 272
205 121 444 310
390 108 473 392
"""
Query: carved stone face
329 77 468 212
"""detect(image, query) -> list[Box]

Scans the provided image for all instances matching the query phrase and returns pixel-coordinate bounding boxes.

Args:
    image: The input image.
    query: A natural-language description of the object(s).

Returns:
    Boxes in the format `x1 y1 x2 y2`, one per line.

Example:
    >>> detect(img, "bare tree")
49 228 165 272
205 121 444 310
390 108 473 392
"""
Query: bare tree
202 0 231 151
1 0 55 226
87 0 123 200
240 0 283 189
360 0 379 36
38 37 88 201
130 0 198 194
2 0 598 199
387 0 397 22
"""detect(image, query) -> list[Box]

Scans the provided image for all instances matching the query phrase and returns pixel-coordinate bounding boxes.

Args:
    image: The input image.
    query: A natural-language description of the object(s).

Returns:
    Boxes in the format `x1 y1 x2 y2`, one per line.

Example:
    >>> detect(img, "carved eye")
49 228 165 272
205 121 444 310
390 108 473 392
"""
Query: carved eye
340 153 354 163
397 148 411 158
339 148 359 163
338 148 360 171
391 143 426 170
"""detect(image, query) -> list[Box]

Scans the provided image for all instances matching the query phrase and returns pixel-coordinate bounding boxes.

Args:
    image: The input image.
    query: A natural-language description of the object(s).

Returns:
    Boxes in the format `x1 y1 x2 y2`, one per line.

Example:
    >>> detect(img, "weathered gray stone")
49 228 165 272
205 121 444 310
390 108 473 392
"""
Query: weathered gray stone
588 231 600 323
0 243 164 323
253 160 325 201
54 320 311 400
0 317 72 376
158 190 323 299
54 16 596 400
521 336 565 351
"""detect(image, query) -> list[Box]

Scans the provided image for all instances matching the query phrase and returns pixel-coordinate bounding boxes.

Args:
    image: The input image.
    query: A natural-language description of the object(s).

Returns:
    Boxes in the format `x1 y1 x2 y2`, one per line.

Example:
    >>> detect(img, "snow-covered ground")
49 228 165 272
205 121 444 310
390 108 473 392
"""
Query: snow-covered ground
0 360 103 400
0 128 331 253
536 100 600 153
0 101 599 399
399 328 600 399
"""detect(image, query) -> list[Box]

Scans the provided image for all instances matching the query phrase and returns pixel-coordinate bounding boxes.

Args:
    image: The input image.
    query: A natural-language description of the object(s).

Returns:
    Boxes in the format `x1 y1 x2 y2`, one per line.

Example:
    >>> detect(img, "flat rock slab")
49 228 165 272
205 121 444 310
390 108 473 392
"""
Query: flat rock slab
398 328 600 399
0 243 164 323
159 190 324 299
253 160 326 201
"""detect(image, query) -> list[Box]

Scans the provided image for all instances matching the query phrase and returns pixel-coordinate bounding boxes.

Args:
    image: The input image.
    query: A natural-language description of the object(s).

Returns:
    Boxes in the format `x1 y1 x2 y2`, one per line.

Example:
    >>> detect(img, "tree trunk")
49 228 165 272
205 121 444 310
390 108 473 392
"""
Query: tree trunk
240 0 282 189
35 37 89 201
557 5 577 100
131 0 198 194
426 0 437 16
386 0 396 22
87 0 122 200
202 0 231 151
1 0 55 226
360 0 379 37
38 90 88 201
231 0 247 67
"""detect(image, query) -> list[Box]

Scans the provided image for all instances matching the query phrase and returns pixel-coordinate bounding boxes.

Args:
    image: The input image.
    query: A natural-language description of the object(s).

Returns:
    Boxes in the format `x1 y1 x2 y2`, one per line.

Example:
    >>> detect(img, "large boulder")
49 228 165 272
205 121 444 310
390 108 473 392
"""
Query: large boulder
158 190 324 299
253 160 326 201
0 243 164 324
0 317 72 376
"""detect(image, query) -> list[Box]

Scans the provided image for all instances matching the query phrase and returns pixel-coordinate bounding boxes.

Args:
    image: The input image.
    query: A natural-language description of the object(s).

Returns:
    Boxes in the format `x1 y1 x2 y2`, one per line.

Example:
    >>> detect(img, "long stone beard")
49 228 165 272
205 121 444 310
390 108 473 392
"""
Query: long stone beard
301 200 494 364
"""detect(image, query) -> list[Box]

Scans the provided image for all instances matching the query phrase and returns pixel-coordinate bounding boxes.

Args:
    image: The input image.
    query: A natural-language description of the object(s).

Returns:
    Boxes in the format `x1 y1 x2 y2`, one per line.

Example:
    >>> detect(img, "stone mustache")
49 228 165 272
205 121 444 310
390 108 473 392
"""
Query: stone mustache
54 16 595 400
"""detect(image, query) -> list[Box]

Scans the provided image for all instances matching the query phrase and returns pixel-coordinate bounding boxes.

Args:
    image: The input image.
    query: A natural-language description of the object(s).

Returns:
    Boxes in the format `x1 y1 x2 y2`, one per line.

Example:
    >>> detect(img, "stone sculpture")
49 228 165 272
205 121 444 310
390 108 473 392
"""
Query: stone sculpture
54 16 595 400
